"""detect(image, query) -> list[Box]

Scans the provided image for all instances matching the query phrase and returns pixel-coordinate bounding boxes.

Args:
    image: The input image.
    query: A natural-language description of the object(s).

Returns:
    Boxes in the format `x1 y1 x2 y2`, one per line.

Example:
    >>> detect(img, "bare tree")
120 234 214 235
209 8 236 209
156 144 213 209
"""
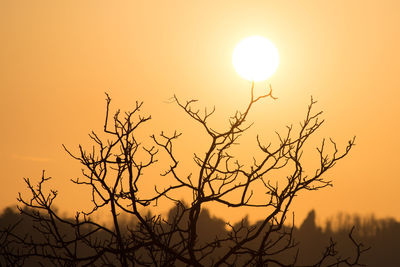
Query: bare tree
0 83 368 266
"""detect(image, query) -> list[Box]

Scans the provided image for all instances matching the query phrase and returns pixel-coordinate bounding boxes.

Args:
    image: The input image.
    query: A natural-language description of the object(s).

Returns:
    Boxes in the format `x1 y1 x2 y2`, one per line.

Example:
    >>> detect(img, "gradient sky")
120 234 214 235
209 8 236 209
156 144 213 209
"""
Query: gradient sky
1 0 399 225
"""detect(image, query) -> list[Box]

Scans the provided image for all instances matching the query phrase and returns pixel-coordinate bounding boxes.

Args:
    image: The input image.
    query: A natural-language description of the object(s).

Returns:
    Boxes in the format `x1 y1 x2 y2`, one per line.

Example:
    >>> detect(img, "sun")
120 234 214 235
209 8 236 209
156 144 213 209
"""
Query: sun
232 36 279 82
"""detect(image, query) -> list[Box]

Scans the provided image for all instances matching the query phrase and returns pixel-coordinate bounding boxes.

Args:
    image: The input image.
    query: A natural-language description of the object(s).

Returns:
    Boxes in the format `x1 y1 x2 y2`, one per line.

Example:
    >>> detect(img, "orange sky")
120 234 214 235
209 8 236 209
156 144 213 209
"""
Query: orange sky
1 1 399 225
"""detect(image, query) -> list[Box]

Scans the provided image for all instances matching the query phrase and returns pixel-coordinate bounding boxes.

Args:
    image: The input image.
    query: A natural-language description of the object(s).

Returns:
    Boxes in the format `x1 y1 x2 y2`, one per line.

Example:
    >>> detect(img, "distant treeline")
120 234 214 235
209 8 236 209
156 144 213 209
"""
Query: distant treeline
0 205 398 266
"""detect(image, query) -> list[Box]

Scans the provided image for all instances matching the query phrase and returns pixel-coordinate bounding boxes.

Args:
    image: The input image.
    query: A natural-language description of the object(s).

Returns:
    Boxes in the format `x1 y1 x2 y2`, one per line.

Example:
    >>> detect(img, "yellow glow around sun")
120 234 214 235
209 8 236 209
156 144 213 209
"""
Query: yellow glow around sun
232 36 279 82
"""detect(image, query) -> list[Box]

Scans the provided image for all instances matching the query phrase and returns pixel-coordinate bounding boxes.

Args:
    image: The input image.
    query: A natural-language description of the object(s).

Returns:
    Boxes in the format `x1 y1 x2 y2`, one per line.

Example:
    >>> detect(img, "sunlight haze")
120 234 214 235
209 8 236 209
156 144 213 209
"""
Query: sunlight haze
0 0 399 226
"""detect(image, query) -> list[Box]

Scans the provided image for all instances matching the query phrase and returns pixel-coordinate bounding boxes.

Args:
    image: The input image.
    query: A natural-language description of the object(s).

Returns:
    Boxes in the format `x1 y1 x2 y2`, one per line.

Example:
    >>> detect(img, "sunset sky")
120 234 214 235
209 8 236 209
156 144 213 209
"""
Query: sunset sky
1 1 399 226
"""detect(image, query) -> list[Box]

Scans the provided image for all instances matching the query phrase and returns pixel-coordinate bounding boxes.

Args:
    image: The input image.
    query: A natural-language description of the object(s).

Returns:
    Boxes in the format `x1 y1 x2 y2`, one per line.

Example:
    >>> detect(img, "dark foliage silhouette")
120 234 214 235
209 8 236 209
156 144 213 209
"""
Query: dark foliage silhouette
3 207 394 266
0 84 367 266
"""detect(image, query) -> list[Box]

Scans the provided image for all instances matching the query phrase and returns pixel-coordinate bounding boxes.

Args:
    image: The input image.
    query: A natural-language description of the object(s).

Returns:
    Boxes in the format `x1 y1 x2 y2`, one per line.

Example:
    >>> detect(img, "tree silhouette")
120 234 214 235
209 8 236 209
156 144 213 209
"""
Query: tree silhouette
0 83 368 266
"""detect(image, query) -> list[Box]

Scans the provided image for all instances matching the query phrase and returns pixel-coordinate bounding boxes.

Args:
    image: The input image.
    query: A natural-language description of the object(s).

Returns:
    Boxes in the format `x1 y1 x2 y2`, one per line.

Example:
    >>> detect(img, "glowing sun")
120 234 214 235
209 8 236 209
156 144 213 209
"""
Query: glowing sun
232 36 279 82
